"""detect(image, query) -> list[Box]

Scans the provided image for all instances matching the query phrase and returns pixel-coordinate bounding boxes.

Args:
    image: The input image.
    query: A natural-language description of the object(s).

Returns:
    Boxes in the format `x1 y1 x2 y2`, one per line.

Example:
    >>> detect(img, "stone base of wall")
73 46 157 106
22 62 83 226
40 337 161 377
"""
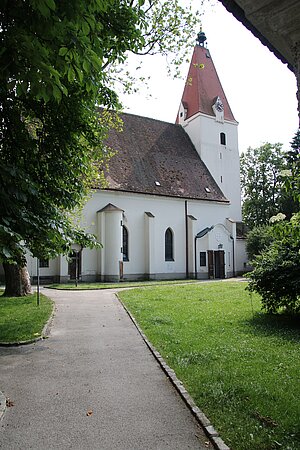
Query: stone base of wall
146 272 187 281
31 275 60 285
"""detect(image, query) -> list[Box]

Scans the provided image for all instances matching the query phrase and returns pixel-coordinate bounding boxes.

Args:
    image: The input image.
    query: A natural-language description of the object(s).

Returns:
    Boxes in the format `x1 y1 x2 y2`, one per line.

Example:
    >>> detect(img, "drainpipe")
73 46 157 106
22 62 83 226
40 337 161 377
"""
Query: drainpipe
194 236 198 280
230 235 235 277
185 200 189 279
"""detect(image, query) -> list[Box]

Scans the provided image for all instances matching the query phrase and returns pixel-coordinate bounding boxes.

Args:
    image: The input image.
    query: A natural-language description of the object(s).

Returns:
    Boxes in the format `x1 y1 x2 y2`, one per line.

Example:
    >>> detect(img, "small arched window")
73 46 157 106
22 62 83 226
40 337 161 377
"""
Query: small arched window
220 132 226 145
165 228 174 261
122 226 129 261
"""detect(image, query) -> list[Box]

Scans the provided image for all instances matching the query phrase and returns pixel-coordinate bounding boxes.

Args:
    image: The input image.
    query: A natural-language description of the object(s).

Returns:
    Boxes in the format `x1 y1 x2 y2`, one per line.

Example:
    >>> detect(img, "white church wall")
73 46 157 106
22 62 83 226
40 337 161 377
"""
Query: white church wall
182 113 242 222
144 212 156 276
196 234 209 278
187 215 197 277
94 191 236 279
194 222 234 278
209 224 234 277
236 238 251 275
88 190 188 280
24 251 60 283
58 255 69 282
79 190 235 280
101 208 123 281
188 198 229 231
18 188 246 283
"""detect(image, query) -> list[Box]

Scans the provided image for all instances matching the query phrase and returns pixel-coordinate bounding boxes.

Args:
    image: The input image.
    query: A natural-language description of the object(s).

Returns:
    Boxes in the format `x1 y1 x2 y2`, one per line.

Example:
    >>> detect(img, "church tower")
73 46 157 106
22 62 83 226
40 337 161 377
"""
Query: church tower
176 31 242 221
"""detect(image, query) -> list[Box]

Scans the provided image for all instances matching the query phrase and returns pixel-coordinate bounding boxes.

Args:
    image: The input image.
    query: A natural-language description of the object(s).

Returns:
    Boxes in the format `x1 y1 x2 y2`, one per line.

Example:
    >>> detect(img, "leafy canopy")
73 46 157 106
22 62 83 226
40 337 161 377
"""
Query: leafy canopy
282 129 300 203
240 143 291 229
246 130 300 314
0 0 200 265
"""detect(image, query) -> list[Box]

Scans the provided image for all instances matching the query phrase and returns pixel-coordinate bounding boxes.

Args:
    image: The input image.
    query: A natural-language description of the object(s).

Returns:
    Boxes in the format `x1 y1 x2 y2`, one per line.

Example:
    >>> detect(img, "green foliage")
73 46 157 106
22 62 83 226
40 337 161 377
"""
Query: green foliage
245 131 300 314
0 91 111 263
245 225 274 261
240 143 296 229
0 0 200 265
247 212 300 313
120 282 300 450
1 0 199 104
282 129 300 204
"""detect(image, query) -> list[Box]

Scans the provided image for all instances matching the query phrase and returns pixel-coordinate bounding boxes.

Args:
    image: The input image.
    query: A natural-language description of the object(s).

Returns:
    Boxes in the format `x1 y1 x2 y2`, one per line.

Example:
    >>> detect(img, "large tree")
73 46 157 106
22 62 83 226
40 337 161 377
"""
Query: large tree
0 0 200 295
247 130 300 314
283 129 300 203
240 142 296 229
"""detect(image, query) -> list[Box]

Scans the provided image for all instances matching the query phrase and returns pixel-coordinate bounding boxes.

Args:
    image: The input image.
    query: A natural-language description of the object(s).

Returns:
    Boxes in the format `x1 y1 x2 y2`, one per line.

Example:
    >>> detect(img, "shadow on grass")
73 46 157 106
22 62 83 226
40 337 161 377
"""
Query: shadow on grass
244 311 300 342
0 294 35 305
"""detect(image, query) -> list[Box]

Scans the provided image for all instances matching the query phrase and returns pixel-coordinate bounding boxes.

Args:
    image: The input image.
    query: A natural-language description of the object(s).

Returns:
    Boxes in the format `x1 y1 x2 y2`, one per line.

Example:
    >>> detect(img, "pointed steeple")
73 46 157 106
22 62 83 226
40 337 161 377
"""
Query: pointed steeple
176 34 236 124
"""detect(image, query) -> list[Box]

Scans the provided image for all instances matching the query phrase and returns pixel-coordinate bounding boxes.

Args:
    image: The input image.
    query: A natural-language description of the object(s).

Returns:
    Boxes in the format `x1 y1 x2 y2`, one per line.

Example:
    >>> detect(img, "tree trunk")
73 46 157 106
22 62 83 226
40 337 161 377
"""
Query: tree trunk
3 263 32 297
20 265 32 295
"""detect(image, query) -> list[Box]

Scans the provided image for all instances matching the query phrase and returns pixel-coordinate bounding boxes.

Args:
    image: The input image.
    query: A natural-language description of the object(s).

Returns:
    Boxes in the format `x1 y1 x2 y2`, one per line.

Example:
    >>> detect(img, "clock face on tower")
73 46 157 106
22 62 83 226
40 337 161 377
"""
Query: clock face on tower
212 96 224 123
215 97 224 112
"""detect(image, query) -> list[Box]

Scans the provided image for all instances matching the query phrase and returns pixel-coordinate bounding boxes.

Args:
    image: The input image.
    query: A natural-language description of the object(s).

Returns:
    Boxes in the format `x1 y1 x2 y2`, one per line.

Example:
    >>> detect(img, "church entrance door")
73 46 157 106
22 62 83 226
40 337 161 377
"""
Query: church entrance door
207 250 225 279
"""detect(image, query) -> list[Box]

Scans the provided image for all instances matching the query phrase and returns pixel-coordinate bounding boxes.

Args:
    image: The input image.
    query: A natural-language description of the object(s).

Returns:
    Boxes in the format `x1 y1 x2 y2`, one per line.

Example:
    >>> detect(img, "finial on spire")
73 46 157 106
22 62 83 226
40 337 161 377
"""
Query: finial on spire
196 30 207 47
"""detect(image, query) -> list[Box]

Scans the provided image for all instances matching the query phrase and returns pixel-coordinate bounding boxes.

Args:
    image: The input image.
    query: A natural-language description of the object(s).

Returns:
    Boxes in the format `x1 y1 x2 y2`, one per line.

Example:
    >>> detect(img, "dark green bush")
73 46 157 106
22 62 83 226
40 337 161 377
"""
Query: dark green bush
245 224 274 261
247 213 300 314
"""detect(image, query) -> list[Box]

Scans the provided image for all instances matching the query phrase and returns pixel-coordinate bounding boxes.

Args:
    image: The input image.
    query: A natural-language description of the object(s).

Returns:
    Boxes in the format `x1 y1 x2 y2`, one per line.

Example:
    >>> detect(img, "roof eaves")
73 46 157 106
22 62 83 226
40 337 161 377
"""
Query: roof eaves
102 188 230 204
196 225 214 238
97 203 124 213
219 0 292 71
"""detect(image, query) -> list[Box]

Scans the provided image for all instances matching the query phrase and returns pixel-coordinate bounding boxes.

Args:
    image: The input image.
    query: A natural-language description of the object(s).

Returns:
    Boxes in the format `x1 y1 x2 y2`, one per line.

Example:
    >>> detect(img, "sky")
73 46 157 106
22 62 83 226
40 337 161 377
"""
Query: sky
119 1 299 154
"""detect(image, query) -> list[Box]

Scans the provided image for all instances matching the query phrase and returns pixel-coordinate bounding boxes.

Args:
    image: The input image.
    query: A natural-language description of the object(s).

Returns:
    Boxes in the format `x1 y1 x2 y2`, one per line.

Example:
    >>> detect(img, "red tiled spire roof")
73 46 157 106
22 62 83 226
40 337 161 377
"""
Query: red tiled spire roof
176 45 236 123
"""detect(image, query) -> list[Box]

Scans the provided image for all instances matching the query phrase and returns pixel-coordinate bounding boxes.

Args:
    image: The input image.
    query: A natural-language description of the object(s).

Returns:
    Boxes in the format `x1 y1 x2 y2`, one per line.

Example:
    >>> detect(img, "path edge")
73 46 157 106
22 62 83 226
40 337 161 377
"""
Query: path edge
0 391 6 421
117 294 230 450
0 302 55 347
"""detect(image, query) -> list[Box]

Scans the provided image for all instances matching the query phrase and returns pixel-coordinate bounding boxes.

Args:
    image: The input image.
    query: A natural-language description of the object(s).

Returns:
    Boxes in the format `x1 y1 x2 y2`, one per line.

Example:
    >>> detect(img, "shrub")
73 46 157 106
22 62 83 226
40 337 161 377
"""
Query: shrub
247 213 300 314
245 224 274 261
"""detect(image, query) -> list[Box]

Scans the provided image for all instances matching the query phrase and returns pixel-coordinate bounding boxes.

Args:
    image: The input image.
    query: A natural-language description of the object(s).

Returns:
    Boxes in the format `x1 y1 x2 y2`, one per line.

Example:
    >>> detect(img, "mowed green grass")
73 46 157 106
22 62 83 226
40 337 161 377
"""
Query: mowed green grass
0 292 53 343
48 279 199 290
119 281 300 450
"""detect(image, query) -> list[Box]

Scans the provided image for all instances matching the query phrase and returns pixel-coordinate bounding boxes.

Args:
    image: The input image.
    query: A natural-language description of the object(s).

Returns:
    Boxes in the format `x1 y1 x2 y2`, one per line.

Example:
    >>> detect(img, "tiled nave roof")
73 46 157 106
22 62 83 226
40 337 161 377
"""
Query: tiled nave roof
100 111 228 203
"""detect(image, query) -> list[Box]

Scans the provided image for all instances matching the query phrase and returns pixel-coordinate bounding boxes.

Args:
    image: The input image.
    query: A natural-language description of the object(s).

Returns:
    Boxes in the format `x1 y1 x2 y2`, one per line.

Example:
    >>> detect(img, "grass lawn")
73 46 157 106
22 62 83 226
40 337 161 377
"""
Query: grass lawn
48 279 199 290
119 281 300 450
0 292 53 343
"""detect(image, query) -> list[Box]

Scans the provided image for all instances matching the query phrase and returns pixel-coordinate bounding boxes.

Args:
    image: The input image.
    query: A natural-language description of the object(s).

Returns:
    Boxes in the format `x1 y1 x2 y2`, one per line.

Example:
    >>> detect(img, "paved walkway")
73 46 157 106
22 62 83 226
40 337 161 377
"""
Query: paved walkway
0 289 210 449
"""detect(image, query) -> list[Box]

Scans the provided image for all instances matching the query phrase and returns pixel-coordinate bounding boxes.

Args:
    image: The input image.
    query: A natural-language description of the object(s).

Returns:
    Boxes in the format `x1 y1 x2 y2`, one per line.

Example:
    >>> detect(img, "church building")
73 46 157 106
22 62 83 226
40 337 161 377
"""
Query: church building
25 32 248 283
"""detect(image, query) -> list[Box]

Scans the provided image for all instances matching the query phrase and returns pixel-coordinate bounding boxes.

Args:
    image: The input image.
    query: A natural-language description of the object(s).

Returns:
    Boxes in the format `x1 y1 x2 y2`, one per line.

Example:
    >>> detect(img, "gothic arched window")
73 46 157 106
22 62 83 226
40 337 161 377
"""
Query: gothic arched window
165 228 174 261
123 226 129 261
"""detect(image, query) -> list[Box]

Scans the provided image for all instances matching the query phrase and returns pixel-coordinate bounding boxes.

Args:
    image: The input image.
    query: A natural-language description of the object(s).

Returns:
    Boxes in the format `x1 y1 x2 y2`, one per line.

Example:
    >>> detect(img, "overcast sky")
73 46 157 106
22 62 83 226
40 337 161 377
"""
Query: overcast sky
119 1 298 154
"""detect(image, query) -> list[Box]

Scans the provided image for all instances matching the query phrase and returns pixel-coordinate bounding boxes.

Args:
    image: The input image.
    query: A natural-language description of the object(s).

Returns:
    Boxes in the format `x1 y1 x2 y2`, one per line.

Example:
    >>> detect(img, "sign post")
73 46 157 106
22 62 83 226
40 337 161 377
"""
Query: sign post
70 243 82 287
37 258 40 306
